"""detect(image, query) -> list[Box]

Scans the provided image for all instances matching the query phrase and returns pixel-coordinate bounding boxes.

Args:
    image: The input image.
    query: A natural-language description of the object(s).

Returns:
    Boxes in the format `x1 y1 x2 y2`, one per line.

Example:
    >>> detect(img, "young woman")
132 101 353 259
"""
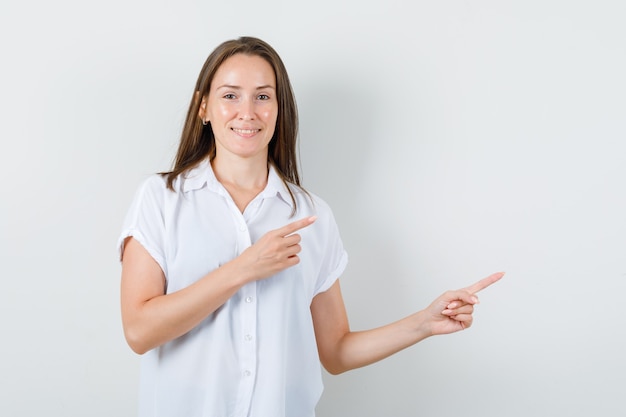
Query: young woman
118 36 503 417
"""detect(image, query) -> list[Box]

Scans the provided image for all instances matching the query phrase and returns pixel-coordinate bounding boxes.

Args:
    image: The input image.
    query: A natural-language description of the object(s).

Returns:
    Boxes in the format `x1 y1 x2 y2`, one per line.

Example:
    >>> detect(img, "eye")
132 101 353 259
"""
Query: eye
223 93 236 100
257 94 270 100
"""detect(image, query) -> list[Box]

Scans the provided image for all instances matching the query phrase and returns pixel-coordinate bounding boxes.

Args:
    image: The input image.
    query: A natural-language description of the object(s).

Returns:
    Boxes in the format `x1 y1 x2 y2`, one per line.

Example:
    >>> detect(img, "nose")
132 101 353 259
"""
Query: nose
238 97 255 121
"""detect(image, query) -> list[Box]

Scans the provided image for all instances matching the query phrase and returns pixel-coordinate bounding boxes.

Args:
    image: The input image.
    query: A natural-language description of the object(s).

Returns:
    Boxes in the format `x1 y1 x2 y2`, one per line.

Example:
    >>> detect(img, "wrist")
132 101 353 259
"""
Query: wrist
408 310 434 340
226 253 257 286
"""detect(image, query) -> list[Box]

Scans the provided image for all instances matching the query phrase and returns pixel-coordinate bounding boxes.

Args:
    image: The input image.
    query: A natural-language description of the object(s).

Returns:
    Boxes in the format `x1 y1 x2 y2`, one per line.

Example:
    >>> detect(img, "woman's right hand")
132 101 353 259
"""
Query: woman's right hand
237 216 317 282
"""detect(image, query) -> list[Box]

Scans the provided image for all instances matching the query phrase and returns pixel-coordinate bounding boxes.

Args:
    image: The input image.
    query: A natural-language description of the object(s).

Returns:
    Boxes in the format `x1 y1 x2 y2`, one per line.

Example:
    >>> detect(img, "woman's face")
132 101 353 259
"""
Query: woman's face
201 53 278 162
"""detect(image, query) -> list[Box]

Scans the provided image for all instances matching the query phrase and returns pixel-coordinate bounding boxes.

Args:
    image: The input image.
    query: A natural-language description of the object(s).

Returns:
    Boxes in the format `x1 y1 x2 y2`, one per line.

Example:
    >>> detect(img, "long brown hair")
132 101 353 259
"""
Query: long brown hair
162 36 304 211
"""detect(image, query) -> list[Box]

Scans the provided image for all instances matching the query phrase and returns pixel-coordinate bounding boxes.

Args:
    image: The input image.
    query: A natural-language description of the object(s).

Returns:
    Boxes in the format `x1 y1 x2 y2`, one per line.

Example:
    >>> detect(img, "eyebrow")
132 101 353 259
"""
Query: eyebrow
215 84 276 90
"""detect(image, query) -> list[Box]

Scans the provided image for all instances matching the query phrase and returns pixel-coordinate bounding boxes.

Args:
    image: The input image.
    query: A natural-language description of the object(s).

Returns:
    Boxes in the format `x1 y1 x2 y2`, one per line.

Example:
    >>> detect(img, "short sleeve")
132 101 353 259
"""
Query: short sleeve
117 175 168 277
313 201 348 295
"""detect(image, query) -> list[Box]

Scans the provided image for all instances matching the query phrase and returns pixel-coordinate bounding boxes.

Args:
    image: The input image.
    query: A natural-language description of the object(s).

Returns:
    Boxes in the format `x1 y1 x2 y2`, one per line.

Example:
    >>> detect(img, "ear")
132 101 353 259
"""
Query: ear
196 91 208 122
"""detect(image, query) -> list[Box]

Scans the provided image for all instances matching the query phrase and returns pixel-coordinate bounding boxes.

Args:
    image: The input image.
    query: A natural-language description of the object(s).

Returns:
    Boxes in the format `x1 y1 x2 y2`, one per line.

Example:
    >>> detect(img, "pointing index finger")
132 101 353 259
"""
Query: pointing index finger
464 272 505 294
277 216 317 237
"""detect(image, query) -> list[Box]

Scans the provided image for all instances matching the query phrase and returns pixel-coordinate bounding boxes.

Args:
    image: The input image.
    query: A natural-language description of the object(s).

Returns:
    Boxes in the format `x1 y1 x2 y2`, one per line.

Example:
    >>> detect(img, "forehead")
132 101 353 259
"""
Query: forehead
211 53 276 88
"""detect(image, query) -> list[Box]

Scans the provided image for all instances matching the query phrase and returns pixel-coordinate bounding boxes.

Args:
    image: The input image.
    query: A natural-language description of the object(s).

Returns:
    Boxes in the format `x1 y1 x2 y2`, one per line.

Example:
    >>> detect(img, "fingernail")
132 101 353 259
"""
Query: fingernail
471 296 479 304
309 215 318 222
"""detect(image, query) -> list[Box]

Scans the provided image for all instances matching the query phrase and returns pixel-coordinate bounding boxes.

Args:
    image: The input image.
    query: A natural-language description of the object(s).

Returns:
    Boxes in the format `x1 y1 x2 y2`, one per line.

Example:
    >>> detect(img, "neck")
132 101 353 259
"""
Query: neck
211 152 269 191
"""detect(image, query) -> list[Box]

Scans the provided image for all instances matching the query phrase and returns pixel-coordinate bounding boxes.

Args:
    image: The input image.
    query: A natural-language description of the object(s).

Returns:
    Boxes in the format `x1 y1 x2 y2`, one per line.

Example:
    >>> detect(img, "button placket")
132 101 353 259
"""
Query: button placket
238 280 257 410
235 208 257 411
228 193 264 415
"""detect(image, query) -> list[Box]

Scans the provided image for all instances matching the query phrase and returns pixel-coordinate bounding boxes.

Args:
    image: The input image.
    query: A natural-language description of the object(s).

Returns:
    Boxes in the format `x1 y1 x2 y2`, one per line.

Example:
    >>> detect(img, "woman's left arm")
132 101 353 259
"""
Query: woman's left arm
310 272 504 375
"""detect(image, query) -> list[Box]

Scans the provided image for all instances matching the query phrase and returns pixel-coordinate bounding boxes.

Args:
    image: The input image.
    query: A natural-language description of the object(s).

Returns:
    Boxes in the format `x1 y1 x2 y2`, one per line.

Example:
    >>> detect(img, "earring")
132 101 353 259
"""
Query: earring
202 119 208 126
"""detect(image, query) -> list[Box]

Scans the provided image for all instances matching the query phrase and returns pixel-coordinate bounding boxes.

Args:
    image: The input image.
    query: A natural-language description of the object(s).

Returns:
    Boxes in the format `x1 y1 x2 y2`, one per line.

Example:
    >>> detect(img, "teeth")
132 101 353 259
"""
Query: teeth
233 128 258 134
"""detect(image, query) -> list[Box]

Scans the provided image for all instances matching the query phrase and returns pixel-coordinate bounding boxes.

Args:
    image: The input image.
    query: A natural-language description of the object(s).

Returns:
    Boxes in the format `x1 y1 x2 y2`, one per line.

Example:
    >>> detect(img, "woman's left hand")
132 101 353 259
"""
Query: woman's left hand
425 272 505 335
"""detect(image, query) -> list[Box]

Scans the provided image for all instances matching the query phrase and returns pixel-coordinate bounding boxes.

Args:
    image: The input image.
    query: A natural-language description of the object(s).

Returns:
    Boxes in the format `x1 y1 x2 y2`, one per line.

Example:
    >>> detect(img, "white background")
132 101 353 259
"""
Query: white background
1 1 625 416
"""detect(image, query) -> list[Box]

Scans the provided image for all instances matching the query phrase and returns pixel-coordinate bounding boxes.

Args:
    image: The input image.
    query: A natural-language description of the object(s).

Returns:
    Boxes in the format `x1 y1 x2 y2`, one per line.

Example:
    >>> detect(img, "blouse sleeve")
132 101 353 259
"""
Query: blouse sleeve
117 175 168 278
313 201 349 296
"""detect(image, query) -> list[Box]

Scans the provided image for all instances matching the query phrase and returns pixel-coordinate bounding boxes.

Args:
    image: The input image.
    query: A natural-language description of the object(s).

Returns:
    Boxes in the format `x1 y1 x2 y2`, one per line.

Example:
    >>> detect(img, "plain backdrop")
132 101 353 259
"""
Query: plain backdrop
1 1 625 416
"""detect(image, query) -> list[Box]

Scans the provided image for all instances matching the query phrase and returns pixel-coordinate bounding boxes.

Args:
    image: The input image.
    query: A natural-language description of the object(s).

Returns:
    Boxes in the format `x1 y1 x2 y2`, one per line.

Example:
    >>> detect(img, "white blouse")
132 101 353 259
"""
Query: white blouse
118 159 348 417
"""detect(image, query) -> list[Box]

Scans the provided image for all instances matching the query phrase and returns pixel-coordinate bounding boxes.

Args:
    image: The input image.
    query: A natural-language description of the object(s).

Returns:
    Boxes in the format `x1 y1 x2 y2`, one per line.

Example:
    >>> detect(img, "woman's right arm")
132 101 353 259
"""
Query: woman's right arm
120 216 316 354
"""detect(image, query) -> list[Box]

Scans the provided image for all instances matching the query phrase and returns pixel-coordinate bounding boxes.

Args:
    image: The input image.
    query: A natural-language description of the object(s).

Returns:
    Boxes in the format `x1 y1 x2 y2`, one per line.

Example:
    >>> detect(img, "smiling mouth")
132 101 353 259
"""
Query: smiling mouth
232 128 260 135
